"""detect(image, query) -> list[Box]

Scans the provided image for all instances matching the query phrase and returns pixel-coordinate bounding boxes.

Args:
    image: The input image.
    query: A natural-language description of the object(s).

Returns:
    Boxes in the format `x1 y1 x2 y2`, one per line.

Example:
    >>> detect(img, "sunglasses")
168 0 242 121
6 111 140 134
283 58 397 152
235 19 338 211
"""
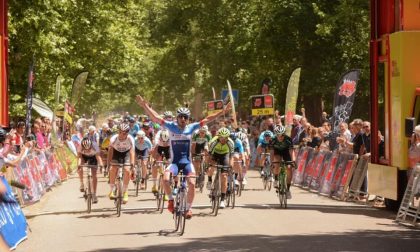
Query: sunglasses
178 115 189 120
363 126 369 128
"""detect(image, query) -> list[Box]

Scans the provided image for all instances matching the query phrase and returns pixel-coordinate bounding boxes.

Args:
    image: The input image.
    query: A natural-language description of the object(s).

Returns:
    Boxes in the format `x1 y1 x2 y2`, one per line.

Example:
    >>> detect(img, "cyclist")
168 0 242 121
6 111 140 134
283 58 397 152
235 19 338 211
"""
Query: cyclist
208 127 235 208
77 138 103 203
107 123 135 204
134 130 153 189
271 125 294 199
257 130 274 176
163 111 174 122
151 129 171 194
237 131 250 185
191 125 211 187
136 94 230 219
230 132 245 187
128 117 140 138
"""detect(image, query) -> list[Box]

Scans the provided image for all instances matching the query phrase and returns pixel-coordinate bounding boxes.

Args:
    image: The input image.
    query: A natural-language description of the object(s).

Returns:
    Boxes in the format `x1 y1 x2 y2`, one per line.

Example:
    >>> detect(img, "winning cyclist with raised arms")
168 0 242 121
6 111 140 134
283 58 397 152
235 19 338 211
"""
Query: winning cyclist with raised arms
135 95 230 219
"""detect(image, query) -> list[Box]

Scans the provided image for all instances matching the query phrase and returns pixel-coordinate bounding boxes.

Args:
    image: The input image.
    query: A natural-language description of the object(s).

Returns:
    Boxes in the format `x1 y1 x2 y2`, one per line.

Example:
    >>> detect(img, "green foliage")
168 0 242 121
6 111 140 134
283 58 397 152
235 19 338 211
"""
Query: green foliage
7 0 370 121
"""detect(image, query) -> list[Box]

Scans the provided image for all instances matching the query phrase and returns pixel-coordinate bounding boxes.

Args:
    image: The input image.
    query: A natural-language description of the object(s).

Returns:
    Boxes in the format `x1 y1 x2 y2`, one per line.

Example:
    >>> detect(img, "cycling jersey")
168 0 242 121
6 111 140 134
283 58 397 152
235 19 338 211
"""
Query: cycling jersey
135 137 152 151
163 121 201 164
233 138 244 154
208 136 235 155
129 123 140 138
110 134 135 153
270 135 293 161
192 130 211 154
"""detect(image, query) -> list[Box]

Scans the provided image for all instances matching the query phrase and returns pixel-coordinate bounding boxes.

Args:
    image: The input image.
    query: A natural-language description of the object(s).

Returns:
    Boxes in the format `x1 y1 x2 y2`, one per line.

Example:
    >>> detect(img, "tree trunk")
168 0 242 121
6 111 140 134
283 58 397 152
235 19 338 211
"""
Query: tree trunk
303 95 323 127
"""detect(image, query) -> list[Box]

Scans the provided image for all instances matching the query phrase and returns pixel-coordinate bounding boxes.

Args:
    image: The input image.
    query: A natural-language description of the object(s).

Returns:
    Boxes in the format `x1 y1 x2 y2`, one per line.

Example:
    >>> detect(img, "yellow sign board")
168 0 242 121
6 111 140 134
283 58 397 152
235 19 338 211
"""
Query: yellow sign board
252 108 274 116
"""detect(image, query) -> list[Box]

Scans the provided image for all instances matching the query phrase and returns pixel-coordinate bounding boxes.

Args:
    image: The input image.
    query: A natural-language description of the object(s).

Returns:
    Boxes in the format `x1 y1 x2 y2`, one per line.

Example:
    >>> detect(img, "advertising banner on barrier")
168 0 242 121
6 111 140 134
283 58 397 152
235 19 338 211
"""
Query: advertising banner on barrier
293 147 314 185
330 153 355 196
0 177 28 249
309 151 333 191
334 156 357 199
319 152 339 195
303 151 327 188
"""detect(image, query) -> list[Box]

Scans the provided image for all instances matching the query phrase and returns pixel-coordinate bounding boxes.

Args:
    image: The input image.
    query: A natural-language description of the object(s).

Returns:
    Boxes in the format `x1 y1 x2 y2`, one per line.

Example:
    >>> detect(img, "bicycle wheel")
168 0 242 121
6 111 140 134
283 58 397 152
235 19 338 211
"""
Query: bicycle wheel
116 181 123 217
282 174 288 209
179 190 187 236
230 174 236 209
236 173 242 197
211 176 220 216
174 189 182 231
156 175 162 210
86 176 92 214
159 180 165 214
135 165 141 197
267 173 273 191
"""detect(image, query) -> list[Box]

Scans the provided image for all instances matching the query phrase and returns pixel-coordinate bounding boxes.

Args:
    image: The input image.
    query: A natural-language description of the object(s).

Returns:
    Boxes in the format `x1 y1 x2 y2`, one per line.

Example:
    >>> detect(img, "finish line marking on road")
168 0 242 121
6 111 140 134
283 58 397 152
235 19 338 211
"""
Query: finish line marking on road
25 203 375 218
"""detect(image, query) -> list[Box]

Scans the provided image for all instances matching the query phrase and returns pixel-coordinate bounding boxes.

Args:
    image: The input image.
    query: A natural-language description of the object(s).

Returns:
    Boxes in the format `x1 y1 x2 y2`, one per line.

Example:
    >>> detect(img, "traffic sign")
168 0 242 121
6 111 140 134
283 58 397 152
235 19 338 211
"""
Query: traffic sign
221 89 239 105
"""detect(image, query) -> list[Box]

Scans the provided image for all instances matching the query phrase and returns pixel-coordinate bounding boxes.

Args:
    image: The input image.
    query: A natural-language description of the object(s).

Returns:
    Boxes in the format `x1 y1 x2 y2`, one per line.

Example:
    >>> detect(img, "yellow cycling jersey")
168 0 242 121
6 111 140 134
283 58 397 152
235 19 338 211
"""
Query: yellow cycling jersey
208 136 234 155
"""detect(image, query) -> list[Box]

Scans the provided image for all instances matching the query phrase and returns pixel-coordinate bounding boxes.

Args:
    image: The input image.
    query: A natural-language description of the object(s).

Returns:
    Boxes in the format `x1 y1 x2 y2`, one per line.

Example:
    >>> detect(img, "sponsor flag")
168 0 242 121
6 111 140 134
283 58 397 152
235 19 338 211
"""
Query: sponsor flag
284 68 301 136
70 71 89 107
329 69 360 150
227 80 237 129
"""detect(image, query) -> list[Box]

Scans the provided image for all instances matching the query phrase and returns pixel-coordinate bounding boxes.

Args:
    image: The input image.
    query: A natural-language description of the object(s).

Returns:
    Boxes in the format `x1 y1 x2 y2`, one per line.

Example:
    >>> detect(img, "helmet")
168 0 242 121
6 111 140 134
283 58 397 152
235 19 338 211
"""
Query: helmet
237 132 247 142
81 138 92 149
88 125 96 132
274 125 286 135
128 117 135 123
119 123 130 132
163 111 174 118
229 132 238 140
142 121 150 128
160 130 170 142
217 127 230 138
136 130 146 138
176 107 190 118
153 123 160 130
263 130 272 138
199 125 208 132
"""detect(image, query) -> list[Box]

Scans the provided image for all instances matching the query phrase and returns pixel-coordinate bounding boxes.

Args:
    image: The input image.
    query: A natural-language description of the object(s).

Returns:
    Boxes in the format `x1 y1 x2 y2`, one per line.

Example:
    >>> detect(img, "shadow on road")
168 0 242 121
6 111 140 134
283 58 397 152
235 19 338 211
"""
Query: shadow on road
236 203 396 219
83 230 420 251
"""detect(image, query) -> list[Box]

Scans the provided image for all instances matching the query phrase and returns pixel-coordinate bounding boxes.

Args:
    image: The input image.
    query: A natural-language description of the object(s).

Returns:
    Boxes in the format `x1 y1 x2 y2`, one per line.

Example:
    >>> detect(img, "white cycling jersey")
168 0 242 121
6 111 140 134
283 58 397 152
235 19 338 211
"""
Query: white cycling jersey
110 134 135 152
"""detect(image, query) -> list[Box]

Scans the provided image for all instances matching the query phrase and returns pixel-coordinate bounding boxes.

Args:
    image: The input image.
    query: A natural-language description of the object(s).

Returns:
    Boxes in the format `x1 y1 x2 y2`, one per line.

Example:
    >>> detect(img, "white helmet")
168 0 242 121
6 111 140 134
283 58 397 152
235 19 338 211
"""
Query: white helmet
137 130 146 138
415 125 420 135
160 130 170 142
199 125 208 132
101 123 109 130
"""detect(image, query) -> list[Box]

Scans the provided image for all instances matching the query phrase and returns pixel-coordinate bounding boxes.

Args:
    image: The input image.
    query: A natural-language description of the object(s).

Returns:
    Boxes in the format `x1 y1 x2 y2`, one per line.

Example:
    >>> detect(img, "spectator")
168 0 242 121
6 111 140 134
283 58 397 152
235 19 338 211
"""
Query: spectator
307 127 321 149
291 115 303 146
321 111 329 124
337 122 352 153
318 127 330 152
408 125 420 177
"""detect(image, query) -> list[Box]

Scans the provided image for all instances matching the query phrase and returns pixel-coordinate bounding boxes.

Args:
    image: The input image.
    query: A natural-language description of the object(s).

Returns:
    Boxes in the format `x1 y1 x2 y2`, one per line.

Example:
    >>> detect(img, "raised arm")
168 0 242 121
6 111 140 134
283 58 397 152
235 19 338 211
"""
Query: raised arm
201 103 232 125
135 95 163 124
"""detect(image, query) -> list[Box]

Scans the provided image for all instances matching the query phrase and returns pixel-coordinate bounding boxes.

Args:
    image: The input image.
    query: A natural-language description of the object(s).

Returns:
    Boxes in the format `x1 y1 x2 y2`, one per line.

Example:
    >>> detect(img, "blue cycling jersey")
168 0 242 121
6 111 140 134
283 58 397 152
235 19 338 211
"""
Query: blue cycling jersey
129 123 140 138
164 121 201 164
134 137 152 151
233 138 244 153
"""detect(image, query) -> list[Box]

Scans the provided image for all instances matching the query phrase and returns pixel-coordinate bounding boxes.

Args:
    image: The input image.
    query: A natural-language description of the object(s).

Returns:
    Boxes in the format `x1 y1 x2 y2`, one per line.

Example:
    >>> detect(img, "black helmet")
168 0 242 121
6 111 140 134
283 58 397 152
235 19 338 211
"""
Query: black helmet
0 128 6 143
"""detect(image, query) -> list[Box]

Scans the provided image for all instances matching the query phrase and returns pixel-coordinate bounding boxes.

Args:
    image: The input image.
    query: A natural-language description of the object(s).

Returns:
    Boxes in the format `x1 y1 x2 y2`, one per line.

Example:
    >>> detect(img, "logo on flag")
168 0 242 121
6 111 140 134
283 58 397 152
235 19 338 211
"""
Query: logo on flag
338 79 356 98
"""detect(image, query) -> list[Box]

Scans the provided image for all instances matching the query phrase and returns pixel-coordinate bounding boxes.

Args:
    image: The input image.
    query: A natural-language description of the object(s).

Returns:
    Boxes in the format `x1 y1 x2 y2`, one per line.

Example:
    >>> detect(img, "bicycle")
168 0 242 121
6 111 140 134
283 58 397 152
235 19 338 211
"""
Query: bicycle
79 164 98 214
110 162 132 217
233 160 244 197
172 168 196 235
261 152 273 191
155 157 168 213
225 165 236 209
193 153 206 193
209 164 231 216
276 160 295 209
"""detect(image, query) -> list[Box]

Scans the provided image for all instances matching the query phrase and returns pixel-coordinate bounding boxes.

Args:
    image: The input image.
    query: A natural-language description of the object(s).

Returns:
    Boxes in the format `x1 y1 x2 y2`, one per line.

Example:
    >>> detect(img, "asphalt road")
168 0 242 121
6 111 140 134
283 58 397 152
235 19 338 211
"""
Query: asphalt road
16 169 419 252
